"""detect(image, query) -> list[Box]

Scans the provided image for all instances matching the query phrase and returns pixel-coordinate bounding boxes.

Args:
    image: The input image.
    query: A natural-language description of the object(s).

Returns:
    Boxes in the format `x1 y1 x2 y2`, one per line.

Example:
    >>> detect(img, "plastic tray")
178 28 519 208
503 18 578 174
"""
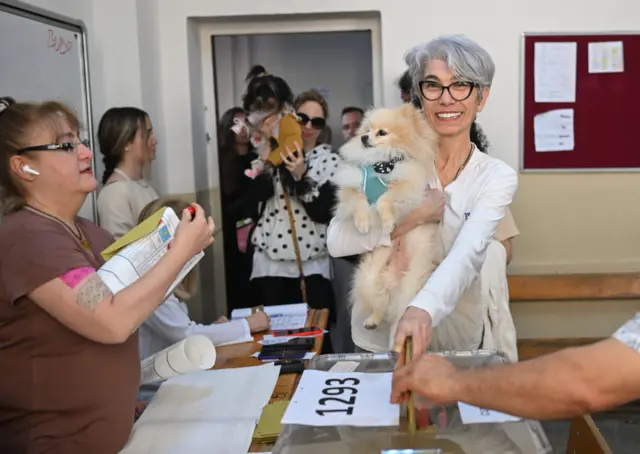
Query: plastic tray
273 350 553 454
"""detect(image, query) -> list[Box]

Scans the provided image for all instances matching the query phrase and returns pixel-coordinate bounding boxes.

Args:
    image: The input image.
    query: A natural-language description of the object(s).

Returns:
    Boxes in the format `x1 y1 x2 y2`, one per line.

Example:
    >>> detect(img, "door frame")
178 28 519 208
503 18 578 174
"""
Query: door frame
197 14 382 311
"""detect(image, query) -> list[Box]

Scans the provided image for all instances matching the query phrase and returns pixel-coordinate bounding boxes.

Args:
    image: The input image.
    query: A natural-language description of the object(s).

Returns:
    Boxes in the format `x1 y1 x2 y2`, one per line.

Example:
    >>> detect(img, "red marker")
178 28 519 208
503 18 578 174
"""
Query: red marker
187 206 196 219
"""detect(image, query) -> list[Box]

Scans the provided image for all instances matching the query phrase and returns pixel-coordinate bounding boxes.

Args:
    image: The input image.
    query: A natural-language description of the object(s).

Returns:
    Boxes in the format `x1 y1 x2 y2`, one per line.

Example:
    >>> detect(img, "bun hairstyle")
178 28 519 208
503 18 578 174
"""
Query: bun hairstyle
97 107 149 185
242 65 294 113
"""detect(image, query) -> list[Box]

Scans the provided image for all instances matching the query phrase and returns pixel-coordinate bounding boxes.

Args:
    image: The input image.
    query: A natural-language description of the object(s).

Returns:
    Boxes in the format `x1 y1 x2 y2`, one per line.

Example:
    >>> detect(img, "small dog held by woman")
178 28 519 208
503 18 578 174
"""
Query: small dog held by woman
332 103 443 346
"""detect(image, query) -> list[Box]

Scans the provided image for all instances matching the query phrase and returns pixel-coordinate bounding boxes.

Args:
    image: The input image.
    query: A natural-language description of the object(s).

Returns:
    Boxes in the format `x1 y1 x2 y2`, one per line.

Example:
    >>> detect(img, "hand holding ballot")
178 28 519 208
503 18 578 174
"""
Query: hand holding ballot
391 354 457 407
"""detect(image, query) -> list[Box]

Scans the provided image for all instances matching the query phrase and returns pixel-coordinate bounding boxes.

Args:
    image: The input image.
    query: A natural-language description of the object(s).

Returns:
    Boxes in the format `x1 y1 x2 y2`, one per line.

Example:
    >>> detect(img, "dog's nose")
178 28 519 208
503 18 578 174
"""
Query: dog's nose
361 135 369 146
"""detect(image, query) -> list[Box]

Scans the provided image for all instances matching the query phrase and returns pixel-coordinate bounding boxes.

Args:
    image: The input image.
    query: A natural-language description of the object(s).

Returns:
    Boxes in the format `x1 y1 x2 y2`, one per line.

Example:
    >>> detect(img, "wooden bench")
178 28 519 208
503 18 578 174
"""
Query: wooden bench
567 415 613 454
508 272 640 360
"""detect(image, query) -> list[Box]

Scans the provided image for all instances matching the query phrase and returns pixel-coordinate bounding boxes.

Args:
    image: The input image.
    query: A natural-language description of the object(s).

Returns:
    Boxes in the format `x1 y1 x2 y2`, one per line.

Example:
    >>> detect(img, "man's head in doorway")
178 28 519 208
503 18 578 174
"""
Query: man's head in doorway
341 106 364 141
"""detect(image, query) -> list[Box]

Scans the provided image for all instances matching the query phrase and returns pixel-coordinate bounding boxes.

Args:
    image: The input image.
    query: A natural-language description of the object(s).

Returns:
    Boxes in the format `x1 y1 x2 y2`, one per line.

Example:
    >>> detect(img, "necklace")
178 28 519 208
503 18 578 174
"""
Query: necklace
25 205 91 250
452 143 475 182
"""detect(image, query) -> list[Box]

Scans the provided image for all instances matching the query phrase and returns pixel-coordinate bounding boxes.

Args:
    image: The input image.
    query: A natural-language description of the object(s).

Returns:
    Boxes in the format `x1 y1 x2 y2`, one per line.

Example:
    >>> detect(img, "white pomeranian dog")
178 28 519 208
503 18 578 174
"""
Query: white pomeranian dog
332 103 443 347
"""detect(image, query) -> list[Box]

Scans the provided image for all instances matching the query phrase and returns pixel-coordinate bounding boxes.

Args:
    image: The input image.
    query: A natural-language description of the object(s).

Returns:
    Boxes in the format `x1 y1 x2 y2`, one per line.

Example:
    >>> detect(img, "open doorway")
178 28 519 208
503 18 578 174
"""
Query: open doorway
211 29 375 311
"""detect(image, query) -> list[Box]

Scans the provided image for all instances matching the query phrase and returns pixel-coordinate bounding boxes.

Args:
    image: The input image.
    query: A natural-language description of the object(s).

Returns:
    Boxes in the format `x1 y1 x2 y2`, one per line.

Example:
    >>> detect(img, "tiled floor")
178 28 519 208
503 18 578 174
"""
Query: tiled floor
542 413 640 453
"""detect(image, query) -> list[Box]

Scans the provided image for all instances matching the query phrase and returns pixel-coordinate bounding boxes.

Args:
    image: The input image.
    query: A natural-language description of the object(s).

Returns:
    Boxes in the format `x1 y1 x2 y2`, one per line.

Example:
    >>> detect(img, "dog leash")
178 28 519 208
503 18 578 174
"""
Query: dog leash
280 179 307 304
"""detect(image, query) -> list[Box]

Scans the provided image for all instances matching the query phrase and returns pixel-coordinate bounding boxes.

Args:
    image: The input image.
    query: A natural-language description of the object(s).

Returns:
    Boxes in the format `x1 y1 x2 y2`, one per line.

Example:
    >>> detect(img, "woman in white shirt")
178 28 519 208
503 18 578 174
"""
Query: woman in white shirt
137 197 270 359
327 35 518 358
96 107 159 239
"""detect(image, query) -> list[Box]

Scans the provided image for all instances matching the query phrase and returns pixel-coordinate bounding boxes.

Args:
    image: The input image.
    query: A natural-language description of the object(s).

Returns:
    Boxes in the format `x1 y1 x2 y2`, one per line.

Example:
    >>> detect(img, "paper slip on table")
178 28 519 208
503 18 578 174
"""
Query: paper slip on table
213 308 329 452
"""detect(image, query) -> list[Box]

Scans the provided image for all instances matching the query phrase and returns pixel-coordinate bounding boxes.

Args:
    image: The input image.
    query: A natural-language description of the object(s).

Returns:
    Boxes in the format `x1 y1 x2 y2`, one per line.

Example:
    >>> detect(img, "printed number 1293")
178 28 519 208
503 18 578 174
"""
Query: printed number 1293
315 377 360 416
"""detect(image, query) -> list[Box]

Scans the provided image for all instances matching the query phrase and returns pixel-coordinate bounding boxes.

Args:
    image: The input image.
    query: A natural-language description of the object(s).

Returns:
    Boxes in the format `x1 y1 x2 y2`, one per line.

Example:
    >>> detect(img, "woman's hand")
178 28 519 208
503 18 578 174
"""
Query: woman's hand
246 311 270 333
391 189 445 239
281 142 306 181
393 307 433 362
214 316 229 324
172 204 215 260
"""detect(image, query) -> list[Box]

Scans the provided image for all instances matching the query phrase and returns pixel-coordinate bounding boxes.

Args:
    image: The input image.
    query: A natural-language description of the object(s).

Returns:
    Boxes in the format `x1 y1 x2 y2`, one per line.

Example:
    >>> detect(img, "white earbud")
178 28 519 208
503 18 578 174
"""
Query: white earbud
23 165 40 176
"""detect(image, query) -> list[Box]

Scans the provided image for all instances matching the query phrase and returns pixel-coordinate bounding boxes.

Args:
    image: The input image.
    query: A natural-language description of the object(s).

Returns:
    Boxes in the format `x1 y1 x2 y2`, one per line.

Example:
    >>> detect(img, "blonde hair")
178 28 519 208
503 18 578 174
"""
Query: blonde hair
138 196 197 301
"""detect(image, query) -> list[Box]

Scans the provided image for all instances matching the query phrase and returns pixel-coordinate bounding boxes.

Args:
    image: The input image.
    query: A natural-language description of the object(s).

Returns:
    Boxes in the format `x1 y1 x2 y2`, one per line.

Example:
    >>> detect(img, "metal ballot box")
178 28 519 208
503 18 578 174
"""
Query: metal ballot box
273 351 553 454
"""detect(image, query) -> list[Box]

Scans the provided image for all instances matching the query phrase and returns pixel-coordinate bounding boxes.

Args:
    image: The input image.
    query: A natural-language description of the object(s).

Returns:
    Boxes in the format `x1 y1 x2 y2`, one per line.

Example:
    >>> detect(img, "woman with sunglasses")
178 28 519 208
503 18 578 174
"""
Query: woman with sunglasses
0 99 214 453
327 35 518 359
249 90 338 335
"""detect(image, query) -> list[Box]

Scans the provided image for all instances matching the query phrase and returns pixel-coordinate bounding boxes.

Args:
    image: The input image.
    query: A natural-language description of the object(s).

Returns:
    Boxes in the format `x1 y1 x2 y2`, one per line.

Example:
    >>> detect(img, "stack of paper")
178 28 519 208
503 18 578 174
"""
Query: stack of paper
252 400 290 444
120 364 280 454
231 303 308 330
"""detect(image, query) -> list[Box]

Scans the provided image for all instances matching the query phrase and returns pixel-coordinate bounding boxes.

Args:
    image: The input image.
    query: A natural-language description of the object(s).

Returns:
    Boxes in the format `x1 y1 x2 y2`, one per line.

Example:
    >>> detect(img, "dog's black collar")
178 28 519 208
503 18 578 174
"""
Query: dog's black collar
372 157 403 174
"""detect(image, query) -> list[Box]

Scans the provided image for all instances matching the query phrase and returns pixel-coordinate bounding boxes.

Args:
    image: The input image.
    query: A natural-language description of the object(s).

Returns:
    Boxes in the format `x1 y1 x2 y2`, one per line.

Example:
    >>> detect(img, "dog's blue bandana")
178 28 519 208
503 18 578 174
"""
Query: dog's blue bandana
361 165 388 205
361 157 403 205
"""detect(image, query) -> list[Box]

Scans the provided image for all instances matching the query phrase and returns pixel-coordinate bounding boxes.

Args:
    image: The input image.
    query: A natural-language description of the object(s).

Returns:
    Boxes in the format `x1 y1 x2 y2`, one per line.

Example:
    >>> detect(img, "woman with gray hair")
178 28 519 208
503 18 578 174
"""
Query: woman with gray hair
327 35 518 358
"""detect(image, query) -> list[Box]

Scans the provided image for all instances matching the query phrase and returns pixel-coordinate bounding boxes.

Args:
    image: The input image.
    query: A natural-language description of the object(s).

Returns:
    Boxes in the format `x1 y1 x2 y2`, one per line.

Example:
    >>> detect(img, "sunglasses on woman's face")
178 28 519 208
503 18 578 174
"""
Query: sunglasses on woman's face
297 113 326 130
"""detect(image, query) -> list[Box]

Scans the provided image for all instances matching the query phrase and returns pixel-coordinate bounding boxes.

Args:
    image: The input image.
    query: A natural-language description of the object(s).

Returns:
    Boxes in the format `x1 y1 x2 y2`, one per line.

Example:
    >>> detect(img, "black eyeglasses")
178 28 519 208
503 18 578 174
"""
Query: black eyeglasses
418 80 476 102
17 139 90 155
297 113 326 130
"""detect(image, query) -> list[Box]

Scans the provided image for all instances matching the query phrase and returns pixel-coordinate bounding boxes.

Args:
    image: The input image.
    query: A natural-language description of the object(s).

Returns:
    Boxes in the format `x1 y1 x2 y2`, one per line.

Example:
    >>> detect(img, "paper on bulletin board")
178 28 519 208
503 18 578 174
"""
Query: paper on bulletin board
534 42 577 103
588 41 624 73
534 108 574 152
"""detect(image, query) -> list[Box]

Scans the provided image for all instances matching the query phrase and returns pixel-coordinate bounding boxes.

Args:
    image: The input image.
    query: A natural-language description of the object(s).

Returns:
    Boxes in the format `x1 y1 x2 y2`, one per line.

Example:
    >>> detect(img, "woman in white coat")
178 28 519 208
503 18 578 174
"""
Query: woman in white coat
328 35 518 359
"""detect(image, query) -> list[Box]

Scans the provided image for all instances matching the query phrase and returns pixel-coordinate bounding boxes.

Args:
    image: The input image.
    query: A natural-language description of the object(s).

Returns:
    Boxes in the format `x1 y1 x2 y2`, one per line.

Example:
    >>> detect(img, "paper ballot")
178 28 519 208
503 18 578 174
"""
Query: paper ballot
458 402 521 425
140 335 216 385
98 207 203 296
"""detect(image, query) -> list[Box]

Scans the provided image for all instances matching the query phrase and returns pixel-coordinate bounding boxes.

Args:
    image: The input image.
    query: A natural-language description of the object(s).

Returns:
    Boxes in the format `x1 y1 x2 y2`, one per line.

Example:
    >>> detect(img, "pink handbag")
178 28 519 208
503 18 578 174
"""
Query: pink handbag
236 218 254 253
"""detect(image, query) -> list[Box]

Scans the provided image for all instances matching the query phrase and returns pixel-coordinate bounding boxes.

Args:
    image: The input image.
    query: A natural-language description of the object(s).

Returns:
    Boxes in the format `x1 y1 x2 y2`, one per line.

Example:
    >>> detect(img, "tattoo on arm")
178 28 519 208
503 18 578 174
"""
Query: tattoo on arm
76 274 113 311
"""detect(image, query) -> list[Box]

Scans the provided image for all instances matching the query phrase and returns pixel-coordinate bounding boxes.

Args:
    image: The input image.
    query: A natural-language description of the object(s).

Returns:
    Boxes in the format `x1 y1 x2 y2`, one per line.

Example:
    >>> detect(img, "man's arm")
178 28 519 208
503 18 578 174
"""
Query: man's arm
448 338 640 420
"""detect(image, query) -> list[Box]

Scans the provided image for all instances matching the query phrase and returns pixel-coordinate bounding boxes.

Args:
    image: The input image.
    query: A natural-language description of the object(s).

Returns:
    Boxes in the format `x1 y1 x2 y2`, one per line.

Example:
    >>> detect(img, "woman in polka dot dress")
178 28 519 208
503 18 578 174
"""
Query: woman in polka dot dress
249 90 339 321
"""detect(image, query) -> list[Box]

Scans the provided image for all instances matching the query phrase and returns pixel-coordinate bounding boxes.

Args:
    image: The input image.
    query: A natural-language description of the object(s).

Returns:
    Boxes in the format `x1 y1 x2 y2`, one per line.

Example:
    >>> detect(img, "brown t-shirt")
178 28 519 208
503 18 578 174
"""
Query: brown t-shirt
0 209 140 454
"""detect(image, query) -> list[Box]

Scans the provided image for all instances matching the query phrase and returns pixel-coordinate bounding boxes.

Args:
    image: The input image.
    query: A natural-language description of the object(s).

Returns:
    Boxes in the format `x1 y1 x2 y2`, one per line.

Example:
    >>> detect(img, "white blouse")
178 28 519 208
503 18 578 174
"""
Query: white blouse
138 294 252 360
97 178 159 239
327 148 518 352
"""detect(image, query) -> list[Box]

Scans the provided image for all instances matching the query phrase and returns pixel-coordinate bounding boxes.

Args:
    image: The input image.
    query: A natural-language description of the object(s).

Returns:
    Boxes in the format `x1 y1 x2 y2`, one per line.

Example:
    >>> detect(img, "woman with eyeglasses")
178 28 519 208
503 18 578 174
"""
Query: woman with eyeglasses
327 35 518 359
0 99 214 453
248 89 338 331
96 107 159 239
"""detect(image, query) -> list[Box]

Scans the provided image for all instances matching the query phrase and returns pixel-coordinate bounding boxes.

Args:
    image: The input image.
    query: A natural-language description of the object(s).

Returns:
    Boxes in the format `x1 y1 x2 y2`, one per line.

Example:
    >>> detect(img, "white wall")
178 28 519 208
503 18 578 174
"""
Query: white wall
20 0 143 183
214 31 374 149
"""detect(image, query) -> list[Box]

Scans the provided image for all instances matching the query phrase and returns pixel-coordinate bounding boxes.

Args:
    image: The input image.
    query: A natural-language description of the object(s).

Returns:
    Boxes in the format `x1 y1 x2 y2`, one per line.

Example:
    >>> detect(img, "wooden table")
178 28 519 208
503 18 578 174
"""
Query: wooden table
214 309 329 452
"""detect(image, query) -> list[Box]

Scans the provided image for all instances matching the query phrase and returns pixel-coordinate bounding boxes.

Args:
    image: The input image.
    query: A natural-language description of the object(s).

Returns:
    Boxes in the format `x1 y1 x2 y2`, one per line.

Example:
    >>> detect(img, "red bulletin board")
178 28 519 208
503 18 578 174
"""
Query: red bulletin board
522 33 640 171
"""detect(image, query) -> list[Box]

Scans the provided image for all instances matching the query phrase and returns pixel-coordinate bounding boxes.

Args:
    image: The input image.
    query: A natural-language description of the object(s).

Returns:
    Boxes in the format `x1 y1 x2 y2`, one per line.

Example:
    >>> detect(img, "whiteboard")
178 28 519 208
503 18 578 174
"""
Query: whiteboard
0 0 97 221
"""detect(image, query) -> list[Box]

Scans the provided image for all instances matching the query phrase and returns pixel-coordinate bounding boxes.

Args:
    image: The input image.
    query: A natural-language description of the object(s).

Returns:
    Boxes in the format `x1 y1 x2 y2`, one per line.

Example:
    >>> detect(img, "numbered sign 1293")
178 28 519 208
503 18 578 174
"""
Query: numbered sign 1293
281 370 399 427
